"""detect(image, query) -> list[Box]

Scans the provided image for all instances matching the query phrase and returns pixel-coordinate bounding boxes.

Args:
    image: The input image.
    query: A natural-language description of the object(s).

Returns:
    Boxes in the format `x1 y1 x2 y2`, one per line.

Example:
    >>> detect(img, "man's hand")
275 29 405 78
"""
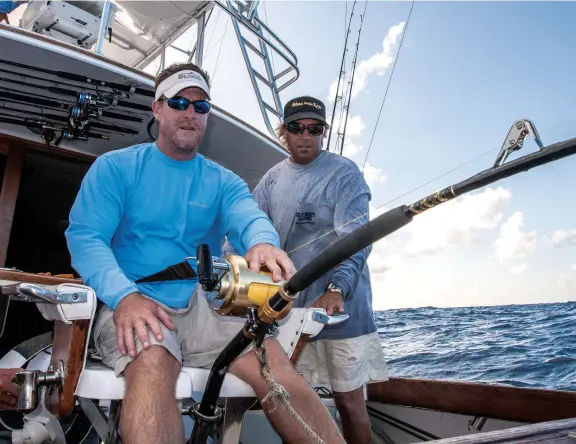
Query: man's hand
245 243 296 282
311 291 344 316
113 292 175 358
0 368 21 410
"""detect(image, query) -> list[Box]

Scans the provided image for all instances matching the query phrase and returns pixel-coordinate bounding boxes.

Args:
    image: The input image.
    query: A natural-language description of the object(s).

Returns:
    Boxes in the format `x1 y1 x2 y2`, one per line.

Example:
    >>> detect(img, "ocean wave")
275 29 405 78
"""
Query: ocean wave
375 301 576 391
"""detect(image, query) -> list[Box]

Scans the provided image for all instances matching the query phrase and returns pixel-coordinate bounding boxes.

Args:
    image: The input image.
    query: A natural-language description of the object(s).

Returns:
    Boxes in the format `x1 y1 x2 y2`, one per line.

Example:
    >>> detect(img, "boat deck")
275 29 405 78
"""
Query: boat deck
429 417 576 443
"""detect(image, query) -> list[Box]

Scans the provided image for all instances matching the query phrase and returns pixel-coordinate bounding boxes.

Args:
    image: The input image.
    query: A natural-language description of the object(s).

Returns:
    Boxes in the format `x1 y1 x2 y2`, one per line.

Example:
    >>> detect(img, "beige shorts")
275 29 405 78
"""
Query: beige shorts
295 331 389 393
93 286 254 376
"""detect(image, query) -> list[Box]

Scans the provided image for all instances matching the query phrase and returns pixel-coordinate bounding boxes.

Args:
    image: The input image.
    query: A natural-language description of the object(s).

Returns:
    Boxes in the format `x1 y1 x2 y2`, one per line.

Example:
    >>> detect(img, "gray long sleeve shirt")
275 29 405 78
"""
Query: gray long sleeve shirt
252 150 377 341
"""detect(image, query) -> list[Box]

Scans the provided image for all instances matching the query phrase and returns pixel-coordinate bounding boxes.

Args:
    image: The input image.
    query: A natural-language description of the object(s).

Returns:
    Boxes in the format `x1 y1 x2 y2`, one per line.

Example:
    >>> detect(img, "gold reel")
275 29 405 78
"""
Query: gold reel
208 255 293 320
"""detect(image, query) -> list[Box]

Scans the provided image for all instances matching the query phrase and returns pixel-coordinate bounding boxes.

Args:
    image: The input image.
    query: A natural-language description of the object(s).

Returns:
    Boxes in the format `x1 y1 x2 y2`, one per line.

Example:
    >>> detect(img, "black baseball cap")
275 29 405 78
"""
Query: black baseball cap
283 96 327 125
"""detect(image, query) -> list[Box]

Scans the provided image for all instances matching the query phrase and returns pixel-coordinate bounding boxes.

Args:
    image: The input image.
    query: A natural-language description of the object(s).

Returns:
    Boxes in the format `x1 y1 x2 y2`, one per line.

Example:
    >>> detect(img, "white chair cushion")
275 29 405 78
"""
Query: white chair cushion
181 367 255 398
75 361 257 400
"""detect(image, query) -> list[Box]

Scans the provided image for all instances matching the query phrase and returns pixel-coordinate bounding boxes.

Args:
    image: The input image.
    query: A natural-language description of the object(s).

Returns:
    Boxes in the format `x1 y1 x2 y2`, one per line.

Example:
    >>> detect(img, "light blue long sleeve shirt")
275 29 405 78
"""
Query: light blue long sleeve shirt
65 142 280 310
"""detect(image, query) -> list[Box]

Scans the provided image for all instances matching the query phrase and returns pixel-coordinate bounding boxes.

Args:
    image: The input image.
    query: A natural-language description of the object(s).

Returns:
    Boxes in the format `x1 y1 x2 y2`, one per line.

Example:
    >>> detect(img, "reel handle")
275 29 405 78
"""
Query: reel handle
197 244 219 292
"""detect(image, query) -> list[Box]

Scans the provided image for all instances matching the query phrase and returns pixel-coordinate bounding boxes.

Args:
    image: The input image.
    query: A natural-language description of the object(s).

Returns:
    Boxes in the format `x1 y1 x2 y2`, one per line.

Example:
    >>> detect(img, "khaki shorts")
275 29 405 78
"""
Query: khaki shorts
93 286 253 376
295 331 389 393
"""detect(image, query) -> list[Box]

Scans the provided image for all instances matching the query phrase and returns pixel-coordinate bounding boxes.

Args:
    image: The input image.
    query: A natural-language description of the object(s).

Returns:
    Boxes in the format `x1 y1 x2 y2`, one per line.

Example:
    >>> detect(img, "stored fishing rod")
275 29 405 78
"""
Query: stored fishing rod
0 90 143 122
0 59 155 98
0 115 110 145
0 96 140 136
0 76 152 112
0 105 138 135
189 119 576 443
0 66 132 99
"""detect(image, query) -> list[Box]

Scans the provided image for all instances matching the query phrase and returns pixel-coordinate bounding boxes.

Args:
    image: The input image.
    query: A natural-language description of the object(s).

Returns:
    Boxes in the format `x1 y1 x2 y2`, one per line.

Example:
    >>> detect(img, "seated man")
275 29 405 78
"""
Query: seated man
65 63 345 444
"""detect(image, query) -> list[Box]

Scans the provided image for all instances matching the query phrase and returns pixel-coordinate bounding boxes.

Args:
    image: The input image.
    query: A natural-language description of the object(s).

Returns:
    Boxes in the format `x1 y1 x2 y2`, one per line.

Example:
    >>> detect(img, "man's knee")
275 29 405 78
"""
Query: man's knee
124 345 180 385
333 388 367 416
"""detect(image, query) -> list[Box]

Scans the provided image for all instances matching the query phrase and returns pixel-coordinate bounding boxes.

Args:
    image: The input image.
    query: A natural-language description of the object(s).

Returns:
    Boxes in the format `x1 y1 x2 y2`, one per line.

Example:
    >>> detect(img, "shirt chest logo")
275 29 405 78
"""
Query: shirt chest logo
295 211 316 225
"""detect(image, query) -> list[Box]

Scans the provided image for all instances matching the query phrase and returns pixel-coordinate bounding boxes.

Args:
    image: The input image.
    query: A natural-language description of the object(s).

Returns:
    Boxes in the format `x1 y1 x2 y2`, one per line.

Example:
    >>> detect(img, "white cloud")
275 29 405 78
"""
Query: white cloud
550 228 576 247
343 115 365 137
342 139 362 157
367 251 390 275
572 264 576 272
509 263 528 274
328 21 406 101
494 212 537 263
363 162 388 190
403 186 512 257
327 114 365 157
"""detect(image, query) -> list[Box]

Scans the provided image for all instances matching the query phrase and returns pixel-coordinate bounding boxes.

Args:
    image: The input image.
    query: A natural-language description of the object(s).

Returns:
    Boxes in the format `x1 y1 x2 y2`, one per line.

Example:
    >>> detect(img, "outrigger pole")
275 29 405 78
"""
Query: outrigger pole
189 120 576 443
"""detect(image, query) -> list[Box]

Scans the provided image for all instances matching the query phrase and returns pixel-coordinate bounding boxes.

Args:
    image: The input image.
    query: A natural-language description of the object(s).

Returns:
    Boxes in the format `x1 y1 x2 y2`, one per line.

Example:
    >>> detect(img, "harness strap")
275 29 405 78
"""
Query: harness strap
135 260 197 283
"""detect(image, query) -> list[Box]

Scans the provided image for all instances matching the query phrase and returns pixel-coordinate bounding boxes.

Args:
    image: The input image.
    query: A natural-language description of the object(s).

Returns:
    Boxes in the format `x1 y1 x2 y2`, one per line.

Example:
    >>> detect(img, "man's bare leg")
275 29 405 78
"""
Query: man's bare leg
230 338 345 444
334 388 371 444
121 345 184 444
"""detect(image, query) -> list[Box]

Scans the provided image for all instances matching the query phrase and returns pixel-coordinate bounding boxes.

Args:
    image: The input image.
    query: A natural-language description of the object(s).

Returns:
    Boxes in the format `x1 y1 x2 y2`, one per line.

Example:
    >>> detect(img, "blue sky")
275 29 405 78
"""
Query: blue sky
158 0 576 310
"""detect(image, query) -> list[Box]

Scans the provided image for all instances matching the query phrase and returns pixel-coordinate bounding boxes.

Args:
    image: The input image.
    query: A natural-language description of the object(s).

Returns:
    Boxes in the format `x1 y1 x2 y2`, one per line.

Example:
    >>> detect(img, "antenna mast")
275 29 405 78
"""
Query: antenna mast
337 2 367 156
326 1 357 153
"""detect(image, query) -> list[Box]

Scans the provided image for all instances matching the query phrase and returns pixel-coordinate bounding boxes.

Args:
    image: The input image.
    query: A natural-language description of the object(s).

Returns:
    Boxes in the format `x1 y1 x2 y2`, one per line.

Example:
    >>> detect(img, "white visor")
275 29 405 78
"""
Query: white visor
155 70 211 101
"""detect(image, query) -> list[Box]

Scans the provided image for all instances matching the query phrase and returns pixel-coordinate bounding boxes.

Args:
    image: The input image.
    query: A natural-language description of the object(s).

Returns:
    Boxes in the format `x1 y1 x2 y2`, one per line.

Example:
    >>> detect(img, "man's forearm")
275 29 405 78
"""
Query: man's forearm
329 245 370 300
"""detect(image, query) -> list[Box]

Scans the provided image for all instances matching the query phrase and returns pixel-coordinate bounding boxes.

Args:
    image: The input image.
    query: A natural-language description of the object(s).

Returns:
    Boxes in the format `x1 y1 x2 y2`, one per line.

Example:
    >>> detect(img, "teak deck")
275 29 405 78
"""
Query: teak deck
428 417 576 443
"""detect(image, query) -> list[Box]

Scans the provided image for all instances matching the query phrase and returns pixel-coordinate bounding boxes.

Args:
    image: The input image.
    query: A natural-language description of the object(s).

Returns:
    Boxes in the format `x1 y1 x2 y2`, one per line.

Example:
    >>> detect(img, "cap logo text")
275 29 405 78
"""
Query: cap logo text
178 72 204 82
291 101 322 110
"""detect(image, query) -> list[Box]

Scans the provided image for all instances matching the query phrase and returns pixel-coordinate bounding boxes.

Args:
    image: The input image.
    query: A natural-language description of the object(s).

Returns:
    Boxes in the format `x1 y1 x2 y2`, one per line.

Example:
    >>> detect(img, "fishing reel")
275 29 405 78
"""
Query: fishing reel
77 92 112 108
193 244 293 320
70 93 104 130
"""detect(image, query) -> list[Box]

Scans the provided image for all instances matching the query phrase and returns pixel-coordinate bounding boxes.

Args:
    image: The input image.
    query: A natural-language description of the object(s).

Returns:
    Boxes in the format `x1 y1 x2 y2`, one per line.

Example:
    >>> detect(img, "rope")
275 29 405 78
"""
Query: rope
255 347 326 444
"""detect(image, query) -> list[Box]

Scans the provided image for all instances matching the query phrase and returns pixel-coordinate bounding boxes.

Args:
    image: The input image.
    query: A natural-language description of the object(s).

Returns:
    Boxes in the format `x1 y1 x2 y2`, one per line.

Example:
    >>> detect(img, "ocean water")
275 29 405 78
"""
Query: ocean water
374 301 576 392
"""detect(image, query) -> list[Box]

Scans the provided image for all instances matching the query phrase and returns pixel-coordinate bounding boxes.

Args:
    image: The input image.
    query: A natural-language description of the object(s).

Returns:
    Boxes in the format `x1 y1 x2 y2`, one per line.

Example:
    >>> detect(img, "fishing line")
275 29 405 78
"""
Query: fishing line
211 18 229 82
286 144 498 255
287 117 574 256
262 0 276 74
361 0 414 172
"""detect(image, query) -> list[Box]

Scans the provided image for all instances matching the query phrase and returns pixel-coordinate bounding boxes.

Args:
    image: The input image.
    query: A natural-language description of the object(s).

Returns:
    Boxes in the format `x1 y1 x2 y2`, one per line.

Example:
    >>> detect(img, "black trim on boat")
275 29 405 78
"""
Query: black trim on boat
367 405 440 441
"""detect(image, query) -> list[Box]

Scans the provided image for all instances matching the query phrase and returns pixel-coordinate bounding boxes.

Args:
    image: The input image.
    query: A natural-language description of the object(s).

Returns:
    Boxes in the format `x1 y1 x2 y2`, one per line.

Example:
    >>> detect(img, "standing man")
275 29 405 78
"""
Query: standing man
252 96 389 444
65 65 345 444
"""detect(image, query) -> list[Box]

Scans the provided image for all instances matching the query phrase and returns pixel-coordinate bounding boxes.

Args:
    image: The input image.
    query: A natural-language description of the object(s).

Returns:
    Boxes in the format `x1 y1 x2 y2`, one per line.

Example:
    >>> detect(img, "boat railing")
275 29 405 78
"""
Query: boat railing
214 0 300 137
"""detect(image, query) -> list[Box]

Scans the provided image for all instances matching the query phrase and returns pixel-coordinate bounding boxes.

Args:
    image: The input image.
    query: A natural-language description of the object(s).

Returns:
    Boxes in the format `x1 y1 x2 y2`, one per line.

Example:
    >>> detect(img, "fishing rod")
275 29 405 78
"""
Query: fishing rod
188 119 576 443
0 66 131 100
0 115 110 145
0 96 140 137
0 59 155 98
0 76 152 112
0 90 143 123
0 105 138 135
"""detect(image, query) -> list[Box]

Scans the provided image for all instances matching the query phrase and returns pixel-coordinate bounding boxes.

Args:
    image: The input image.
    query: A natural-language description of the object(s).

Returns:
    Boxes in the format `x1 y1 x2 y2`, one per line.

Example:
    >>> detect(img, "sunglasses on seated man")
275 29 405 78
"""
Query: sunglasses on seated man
286 122 326 136
161 96 211 114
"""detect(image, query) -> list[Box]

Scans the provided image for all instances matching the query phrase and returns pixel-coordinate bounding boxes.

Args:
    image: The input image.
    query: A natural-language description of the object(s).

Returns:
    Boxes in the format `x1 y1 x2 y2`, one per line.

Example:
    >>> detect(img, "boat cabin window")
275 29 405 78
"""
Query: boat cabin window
0 148 91 356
